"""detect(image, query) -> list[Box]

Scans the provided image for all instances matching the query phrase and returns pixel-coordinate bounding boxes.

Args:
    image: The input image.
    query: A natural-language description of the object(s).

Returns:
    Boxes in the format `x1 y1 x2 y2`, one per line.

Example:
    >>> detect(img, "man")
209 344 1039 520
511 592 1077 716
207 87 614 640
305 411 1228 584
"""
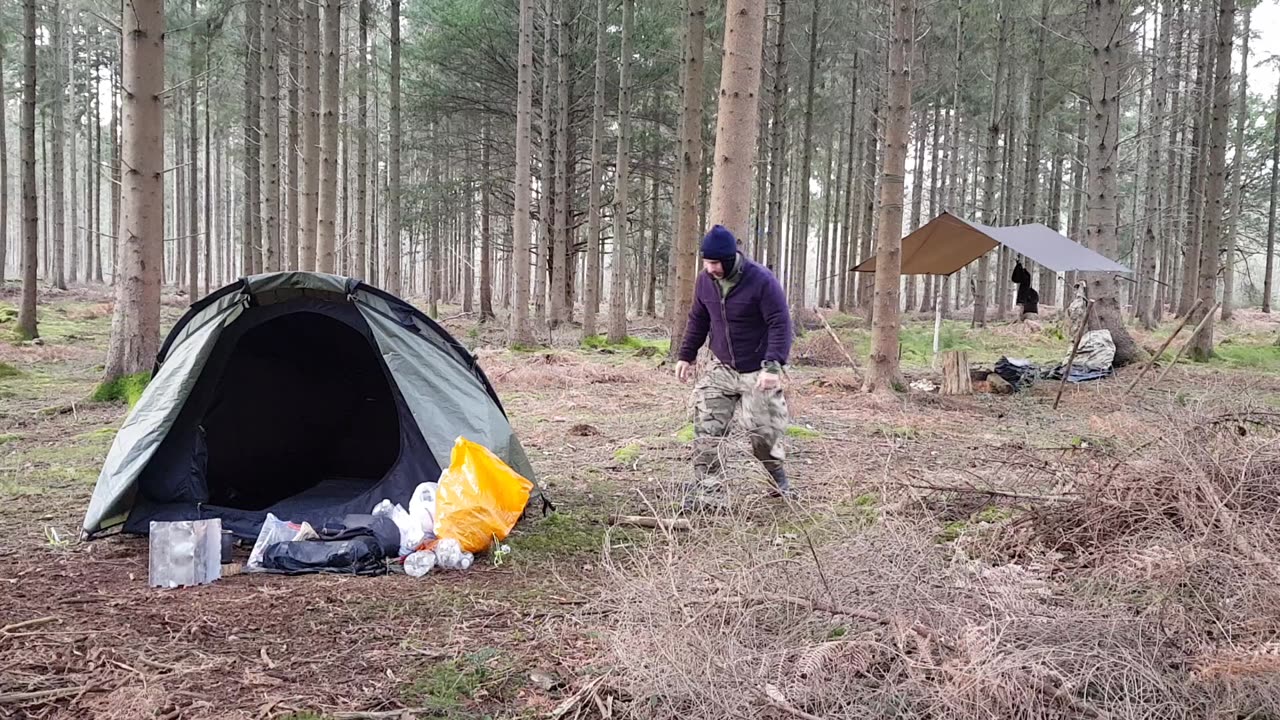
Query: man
675 225 793 506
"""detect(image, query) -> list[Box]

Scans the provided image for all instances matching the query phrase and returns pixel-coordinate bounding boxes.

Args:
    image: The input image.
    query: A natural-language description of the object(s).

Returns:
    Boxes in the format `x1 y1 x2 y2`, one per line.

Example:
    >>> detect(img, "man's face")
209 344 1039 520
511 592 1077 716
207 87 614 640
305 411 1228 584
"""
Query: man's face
703 259 724 279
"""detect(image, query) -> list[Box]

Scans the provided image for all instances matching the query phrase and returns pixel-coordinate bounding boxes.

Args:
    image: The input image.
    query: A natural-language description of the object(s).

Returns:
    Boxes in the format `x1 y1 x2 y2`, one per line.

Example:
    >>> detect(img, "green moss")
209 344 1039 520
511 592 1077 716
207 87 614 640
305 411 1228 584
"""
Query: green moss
91 371 151 408
78 427 118 441
675 423 695 442
613 443 642 464
870 424 918 440
0 433 19 446
1210 343 1280 372
506 511 628 557
0 361 20 380
0 305 17 324
785 425 821 439
581 334 670 355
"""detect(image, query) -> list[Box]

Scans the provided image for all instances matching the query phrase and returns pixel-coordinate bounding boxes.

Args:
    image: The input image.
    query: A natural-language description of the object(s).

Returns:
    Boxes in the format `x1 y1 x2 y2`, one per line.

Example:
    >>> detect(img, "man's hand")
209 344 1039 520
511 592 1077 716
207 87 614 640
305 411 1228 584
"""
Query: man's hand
675 360 694 383
755 371 782 392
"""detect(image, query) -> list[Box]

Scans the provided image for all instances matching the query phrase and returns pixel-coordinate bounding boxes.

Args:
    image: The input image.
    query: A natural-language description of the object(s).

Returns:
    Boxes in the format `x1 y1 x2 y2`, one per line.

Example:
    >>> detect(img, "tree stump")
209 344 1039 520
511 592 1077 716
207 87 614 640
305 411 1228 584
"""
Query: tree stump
941 351 972 395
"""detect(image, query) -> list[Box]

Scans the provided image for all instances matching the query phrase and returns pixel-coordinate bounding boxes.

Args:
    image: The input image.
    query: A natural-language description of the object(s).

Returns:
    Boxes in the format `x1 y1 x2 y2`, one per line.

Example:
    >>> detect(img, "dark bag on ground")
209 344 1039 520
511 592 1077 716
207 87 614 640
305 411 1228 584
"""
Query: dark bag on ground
994 357 1038 391
260 535 387 575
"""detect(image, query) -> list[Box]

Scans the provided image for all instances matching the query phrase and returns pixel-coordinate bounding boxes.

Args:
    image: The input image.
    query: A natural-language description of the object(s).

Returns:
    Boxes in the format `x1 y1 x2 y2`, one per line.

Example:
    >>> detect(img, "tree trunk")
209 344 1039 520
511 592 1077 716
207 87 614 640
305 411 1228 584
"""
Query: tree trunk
480 120 495 320
354 0 369 279
818 126 837 309
907 109 926 310
667 0 707 352
855 104 879 311
50 0 66 290
93 77 104 283
550 0 571 327
789 0 819 318
864 0 913 393
242 0 261 276
300 0 321 271
286 0 301 270
17 0 38 339
1085 0 1143 366
510 0 537 345
1066 100 1086 296
1191 0 1235 360
0 43 6 288
187 0 199 295
386 0 402 292
607 0 635 343
707 0 766 241
103 0 164 381
583 0 608 336
921 102 942 313
262 0 281 273
838 67 857 312
1222 5 1250 322
975 2 1009 328
315 0 341 273
765 0 788 272
1179 4 1214 317
1138 0 1171 329
1265 72 1280 314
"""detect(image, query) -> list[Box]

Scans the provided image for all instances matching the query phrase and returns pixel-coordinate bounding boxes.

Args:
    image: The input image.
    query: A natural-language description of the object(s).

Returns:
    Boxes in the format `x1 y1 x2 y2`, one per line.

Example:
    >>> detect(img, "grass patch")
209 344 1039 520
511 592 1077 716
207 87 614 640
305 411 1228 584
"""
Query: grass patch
0 361 21 380
1210 343 1280 372
0 305 17 324
785 424 821 439
91 371 151 407
869 424 918 440
675 423 695 442
937 505 1016 542
0 433 19 446
613 443 642 464
507 511 622 557
401 649 519 716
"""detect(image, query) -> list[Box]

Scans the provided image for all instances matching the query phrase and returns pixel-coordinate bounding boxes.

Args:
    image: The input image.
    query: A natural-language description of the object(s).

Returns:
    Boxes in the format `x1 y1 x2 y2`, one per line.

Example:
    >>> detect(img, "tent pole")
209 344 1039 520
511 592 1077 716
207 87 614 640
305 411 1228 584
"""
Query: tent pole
932 275 946 369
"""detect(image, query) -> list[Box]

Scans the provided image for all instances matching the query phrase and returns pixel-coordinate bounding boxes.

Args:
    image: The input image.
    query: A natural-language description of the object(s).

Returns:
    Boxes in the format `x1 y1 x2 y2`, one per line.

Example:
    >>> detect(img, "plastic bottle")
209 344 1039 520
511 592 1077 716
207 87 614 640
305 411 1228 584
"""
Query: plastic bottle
404 550 437 578
434 538 474 570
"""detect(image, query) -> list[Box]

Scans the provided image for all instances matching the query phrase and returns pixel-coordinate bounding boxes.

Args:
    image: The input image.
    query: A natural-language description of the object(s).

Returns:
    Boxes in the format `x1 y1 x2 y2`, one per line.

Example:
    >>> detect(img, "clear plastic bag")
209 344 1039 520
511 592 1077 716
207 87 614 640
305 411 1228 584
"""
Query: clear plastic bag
372 500 424 557
408 482 439 539
246 513 316 571
434 437 534 553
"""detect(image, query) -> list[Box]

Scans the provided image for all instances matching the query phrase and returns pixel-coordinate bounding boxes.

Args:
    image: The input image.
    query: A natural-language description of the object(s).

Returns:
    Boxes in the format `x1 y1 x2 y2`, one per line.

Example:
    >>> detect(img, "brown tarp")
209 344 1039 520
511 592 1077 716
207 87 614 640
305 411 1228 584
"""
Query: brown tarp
853 211 1131 276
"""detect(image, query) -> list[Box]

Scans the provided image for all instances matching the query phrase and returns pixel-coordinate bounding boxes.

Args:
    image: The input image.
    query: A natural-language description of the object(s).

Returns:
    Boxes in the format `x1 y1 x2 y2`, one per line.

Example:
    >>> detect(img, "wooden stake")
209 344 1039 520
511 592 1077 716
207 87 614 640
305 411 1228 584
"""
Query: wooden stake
818 313 860 374
0 616 58 634
1122 297 1204 397
1152 301 1221 388
1053 300 1095 410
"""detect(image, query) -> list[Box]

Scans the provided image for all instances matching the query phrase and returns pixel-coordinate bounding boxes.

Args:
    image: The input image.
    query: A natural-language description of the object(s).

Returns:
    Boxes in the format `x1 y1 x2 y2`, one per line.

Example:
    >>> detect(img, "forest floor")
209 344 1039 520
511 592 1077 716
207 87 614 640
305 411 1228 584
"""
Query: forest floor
4 284 1280 719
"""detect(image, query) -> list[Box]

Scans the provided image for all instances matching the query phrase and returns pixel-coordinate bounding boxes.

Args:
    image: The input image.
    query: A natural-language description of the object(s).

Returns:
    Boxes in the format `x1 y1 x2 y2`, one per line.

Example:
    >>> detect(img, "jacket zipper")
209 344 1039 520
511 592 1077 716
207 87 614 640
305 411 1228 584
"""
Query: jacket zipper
720 279 738 369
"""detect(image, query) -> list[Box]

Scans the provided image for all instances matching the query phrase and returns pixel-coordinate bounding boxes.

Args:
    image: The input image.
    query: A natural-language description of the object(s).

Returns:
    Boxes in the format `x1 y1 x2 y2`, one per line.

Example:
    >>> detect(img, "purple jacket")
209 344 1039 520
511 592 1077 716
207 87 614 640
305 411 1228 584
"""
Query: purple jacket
678 257 793 373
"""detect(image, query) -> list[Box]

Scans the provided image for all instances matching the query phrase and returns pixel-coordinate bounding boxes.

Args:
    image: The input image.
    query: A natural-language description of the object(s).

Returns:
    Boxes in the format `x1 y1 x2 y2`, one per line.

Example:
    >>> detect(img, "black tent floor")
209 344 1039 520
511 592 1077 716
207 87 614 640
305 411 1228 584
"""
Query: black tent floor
261 476 378 514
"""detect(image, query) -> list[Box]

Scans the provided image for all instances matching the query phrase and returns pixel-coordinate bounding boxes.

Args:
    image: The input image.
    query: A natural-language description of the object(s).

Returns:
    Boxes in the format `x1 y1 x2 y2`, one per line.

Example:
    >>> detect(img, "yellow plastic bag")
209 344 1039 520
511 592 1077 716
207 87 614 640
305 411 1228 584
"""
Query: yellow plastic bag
434 437 534 553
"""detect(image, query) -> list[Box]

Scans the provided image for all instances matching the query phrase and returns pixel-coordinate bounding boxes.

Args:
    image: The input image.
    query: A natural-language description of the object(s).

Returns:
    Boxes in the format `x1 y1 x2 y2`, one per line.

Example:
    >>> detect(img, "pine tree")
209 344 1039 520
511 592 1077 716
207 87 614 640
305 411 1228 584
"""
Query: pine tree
510 0 537 346
262 0 282 273
607 0 635 344
387 0 402 292
300 0 321 270
1221 5 1249 322
103 0 165 382
17 0 39 340
582 0 608 337
864 0 913 393
317 0 341 273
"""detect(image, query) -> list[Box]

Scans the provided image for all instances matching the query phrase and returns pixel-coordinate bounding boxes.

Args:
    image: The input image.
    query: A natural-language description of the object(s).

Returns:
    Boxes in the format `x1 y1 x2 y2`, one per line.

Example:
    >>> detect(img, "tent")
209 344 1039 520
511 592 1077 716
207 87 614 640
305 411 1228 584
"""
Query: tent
82 272 536 540
853 211 1130 276
852 211 1130 359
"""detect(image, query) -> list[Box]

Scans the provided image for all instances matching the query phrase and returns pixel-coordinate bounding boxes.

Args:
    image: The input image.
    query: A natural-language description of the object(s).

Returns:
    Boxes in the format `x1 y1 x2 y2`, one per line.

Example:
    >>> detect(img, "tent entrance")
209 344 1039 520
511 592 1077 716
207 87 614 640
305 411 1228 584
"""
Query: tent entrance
201 311 401 511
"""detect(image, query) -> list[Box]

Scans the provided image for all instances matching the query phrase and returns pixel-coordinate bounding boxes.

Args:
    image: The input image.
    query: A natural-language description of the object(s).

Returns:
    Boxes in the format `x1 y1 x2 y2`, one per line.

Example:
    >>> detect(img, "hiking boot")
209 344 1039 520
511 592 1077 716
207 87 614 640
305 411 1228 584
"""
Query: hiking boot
680 476 728 514
766 466 791 498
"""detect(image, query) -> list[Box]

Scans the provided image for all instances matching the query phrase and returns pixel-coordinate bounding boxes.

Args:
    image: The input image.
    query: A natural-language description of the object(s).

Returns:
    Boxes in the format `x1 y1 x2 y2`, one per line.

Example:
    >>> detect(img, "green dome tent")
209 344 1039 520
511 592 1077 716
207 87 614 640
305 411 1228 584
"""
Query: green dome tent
82 272 537 540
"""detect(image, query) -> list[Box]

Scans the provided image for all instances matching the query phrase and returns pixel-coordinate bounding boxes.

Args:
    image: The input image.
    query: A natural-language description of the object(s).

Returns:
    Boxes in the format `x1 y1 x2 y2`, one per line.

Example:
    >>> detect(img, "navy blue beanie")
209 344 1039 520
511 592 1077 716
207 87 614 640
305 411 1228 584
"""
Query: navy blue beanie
700 225 738 261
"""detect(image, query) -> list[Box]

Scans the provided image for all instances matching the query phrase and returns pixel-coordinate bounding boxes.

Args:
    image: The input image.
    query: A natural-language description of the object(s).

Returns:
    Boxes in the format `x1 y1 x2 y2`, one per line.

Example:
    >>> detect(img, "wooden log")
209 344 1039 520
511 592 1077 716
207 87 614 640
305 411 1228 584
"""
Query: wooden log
941 350 972 395
1053 300 1095 410
1152 301 1221 388
1122 297 1204 397
608 515 691 531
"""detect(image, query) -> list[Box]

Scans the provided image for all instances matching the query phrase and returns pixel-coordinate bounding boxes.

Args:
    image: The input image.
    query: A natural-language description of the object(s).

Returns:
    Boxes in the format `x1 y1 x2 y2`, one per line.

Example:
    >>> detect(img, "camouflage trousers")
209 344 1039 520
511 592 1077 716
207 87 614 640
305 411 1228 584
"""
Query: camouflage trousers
691 361 789 483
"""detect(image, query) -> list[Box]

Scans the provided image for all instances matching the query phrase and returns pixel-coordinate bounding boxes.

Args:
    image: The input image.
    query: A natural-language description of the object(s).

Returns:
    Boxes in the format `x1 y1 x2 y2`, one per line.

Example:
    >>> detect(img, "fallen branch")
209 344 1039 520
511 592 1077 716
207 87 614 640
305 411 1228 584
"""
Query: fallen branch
331 709 430 720
1 616 59 634
1152 302 1221 388
1123 297 1203 397
608 515 691 531
550 673 610 720
819 314 862 376
0 685 96 704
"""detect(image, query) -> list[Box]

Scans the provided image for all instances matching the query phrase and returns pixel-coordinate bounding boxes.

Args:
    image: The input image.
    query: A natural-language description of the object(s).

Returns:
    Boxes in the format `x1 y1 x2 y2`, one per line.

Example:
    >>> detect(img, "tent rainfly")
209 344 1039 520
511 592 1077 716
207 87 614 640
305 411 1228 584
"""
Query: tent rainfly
82 272 538 540
852 211 1130 360
852 211 1130 276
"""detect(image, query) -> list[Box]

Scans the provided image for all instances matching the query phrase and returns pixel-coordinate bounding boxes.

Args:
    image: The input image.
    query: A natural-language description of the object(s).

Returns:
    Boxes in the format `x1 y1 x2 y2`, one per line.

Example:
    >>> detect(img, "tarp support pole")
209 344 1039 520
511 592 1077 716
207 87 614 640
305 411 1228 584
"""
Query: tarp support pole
932 275 945 369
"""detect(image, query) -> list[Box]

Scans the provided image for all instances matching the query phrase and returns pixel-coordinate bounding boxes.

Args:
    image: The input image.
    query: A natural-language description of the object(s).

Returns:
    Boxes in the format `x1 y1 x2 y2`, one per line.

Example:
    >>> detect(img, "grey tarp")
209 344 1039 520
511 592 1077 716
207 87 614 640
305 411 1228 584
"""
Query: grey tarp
853 211 1131 276
82 272 534 538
